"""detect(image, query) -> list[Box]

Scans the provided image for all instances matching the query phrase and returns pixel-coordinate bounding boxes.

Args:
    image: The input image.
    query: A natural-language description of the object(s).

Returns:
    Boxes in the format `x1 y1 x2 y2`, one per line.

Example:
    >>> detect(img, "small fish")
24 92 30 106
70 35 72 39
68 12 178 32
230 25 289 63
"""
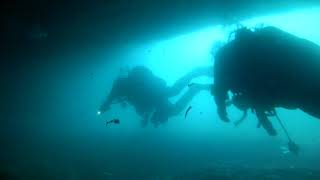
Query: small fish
188 83 194 87
185 106 192 119
106 119 120 126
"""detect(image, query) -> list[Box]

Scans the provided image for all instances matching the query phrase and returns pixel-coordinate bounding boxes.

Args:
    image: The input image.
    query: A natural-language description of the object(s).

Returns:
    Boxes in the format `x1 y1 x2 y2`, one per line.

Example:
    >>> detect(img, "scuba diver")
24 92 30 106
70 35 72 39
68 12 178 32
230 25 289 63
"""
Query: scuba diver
212 26 320 136
98 66 212 127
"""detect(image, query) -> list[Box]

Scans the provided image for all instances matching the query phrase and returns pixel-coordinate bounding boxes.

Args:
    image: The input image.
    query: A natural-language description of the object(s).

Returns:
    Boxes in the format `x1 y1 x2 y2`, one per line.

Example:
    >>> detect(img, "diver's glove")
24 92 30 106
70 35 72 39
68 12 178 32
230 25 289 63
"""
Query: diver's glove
220 116 231 122
218 108 230 122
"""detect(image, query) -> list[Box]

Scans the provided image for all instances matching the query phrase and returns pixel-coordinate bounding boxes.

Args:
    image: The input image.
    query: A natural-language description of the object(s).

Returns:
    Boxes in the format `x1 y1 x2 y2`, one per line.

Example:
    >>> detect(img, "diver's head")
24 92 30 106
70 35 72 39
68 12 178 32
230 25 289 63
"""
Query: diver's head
127 66 153 83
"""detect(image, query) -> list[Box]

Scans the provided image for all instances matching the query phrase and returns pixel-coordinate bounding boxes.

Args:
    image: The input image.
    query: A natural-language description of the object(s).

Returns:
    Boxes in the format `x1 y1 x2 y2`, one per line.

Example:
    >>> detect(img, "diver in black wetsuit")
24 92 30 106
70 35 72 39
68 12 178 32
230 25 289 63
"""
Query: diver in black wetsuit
212 26 320 136
99 66 212 127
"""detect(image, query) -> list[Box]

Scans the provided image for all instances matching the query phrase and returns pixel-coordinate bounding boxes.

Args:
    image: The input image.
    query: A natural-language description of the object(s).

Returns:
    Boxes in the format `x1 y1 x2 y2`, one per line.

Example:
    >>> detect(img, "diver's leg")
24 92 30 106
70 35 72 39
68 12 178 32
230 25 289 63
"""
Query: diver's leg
167 66 213 97
255 109 277 136
170 84 211 116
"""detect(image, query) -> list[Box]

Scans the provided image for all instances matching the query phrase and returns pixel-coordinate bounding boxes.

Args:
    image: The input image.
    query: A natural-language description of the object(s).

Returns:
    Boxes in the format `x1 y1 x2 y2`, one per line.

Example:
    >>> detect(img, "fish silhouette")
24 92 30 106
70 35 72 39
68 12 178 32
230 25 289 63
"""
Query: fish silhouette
106 119 120 126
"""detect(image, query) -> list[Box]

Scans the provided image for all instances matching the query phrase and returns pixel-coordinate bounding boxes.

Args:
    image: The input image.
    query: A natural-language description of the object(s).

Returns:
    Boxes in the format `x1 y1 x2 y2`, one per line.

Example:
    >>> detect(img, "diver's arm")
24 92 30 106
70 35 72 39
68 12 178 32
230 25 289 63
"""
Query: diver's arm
212 85 230 122
216 96 230 122
99 86 119 114
99 93 114 114
234 110 248 126
212 55 231 122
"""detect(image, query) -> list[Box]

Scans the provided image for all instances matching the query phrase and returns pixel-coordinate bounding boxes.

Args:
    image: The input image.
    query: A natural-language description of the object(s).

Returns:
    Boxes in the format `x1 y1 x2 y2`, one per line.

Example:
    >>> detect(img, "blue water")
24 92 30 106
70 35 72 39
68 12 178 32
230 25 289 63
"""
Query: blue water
2 7 320 180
